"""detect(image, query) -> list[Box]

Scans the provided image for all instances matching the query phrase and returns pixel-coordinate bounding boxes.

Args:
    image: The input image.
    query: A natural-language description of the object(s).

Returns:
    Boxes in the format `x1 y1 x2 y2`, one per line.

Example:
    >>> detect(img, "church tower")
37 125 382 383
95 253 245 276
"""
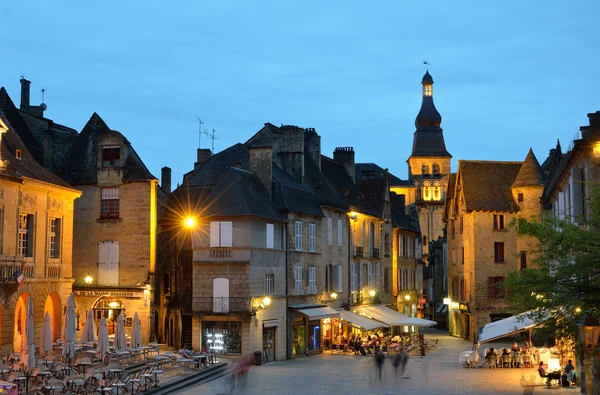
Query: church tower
407 71 452 261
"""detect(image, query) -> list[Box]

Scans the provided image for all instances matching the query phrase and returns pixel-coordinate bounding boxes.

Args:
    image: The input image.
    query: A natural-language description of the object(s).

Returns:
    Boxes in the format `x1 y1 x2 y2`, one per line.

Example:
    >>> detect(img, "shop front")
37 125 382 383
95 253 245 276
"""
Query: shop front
201 320 242 354
321 309 389 350
288 304 339 358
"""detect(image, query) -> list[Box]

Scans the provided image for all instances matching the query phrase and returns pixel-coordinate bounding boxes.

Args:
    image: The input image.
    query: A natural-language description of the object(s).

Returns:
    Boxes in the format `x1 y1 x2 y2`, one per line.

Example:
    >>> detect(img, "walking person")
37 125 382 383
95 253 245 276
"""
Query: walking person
374 351 385 381
393 348 409 379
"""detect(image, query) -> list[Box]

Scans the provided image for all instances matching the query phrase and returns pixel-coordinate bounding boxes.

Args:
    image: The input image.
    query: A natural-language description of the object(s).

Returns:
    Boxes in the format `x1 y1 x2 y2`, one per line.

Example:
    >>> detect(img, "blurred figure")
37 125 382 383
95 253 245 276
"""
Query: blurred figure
227 354 252 394
393 348 409 379
374 351 385 381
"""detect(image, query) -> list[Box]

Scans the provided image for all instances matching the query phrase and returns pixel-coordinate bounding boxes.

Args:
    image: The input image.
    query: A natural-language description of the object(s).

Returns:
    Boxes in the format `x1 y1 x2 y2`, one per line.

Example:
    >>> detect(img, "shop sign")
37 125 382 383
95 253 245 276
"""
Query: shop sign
450 302 460 311
73 290 144 298
459 303 470 313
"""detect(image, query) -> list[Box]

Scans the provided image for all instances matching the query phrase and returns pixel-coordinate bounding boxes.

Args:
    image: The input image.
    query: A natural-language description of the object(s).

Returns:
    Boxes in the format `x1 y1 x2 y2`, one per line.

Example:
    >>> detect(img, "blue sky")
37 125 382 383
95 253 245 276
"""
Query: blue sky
1 1 599 185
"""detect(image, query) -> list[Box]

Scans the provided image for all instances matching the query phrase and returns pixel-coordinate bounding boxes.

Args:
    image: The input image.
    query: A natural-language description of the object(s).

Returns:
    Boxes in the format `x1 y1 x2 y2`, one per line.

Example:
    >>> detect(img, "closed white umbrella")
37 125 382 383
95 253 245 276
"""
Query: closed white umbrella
114 314 127 351
97 317 109 359
62 294 77 364
21 297 36 371
80 310 97 343
130 312 141 349
39 312 53 356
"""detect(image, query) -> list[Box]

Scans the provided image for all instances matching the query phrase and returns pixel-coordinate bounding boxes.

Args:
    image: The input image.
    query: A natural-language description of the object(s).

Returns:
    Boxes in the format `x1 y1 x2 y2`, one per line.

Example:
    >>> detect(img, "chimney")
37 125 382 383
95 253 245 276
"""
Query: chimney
249 147 272 197
333 147 355 182
276 125 304 182
161 166 172 193
304 128 321 171
194 148 212 170
20 78 31 110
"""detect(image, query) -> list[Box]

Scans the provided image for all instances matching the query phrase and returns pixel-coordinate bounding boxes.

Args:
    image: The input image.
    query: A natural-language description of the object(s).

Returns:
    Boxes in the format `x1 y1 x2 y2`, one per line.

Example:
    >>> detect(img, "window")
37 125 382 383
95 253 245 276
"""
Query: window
209 221 233 247
264 273 274 295
423 235 427 245
494 242 505 263
213 278 230 313
100 187 119 219
461 247 464 265
163 273 171 295
350 263 357 292
335 264 343 292
326 264 332 292
309 223 316 252
433 185 441 201
520 251 527 270
337 219 343 246
18 214 34 257
384 233 389 255
98 241 119 286
47 218 61 258
383 268 389 293
488 276 505 299
459 278 465 300
102 145 121 167
294 266 303 295
493 214 505 230
327 217 333 245
376 262 381 292
359 264 364 290
432 163 440 175
422 164 429 175
518 193 524 203
16 149 22 159
308 266 316 294
294 221 302 251
367 263 373 290
459 216 463 234
266 223 274 249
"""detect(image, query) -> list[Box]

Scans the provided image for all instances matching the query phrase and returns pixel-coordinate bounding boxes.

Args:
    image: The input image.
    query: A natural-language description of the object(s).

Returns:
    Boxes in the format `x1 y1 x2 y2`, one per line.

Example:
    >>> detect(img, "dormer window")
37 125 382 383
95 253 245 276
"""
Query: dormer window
102 145 121 167
16 149 22 159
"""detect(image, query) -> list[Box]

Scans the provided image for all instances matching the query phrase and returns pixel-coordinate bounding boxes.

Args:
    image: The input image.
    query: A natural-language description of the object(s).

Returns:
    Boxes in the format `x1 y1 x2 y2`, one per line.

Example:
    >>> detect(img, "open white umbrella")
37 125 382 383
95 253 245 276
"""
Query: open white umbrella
130 312 141 349
97 317 109 359
21 297 36 371
62 294 77 364
114 314 127 351
80 310 97 343
39 312 53 356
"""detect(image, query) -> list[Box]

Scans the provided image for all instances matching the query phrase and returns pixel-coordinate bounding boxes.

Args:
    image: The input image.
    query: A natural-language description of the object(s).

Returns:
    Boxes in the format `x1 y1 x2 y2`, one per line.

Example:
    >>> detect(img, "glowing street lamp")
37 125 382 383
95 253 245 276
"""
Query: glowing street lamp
84 274 93 285
404 295 411 301
183 216 197 229
262 296 271 308
369 290 376 297
331 292 338 301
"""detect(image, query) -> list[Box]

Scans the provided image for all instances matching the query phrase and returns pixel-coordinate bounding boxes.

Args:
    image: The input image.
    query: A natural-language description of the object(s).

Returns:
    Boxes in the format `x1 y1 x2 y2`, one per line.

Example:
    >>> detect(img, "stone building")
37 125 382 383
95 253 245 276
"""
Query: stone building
0 90 81 355
445 151 544 340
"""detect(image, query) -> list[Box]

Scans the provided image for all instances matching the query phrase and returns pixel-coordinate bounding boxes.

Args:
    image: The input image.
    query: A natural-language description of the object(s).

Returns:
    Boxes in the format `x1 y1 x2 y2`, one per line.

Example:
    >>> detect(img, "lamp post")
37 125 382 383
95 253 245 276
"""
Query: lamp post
85 274 93 286
577 311 600 394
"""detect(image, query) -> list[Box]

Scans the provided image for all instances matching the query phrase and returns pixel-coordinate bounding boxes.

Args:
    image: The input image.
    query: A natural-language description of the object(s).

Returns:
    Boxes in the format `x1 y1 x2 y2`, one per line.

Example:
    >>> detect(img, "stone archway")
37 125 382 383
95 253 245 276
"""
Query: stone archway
13 293 30 352
44 292 62 340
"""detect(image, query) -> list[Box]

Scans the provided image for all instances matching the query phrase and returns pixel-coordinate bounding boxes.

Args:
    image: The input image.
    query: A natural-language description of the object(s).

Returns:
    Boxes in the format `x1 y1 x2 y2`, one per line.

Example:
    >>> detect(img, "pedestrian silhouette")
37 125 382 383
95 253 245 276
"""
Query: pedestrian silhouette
393 349 409 379
374 351 385 381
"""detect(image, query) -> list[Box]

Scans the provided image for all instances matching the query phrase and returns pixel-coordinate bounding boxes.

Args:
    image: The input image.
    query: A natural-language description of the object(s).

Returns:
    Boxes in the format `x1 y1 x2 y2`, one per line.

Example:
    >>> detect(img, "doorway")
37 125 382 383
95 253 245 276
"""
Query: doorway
263 327 276 362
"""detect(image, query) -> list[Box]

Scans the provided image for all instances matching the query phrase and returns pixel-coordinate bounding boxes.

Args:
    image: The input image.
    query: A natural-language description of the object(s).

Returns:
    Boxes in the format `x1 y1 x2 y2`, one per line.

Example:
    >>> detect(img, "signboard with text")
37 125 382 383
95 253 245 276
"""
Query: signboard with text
73 290 144 298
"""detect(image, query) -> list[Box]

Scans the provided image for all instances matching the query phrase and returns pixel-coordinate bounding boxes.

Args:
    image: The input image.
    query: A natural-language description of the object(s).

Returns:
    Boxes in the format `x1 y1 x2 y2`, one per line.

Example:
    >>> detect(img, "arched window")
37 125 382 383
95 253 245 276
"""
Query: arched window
433 185 441 201
422 164 430 175
423 184 431 201
432 163 440 175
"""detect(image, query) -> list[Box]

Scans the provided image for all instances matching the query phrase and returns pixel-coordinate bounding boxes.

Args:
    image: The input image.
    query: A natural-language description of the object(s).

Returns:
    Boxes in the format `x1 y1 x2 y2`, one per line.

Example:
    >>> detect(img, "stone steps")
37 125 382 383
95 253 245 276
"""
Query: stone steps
142 362 229 395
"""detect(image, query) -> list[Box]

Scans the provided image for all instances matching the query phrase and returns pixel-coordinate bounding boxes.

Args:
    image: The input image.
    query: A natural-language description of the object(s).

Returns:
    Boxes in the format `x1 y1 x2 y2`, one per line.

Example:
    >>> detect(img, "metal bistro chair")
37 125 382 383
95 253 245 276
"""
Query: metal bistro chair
487 355 497 369
501 355 512 368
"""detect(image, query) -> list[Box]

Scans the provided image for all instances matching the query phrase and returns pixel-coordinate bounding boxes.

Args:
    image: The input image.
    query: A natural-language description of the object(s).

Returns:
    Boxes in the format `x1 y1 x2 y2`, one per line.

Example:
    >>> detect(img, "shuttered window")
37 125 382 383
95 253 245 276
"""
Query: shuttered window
337 219 343 246
100 187 119 219
350 263 357 292
209 221 233 247
309 223 316 252
294 266 303 295
294 221 302 251
494 242 505 263
336 264 343 292
327 217 333 245
367 263 373 290
376 262 381 292
98 241 119 286
266 224 274 249
308 266 316 294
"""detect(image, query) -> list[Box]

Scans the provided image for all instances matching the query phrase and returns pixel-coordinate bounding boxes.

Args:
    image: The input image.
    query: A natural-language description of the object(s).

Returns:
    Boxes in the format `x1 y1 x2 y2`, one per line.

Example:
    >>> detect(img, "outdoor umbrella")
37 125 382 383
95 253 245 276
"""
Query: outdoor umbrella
39 311 53 356
114 314 127 351
97 317 109 359
62 294 77 364
80 310 97 343
21 297 36 371
130 312 141 348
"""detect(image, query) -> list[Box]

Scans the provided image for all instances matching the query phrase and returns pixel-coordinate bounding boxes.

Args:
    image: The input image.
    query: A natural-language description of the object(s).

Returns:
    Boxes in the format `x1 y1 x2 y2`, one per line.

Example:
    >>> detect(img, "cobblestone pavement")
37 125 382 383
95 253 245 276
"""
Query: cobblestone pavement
177 330 580 395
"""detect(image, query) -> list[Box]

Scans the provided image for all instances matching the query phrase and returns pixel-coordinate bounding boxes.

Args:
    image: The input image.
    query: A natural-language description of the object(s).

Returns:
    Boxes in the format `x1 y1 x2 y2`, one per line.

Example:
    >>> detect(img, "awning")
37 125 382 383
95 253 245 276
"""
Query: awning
353 305 437 327
401 317 436 327
336 309 388 331
478 310 543 343
263 319 278 328
296 306 340 320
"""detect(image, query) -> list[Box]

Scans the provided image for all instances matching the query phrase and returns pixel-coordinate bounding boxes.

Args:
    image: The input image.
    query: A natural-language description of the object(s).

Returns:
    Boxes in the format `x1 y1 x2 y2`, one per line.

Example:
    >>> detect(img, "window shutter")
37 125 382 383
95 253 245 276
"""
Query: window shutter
367 263 373 289
376 262 381 292
98 242 109 285
350 263 356 292
359 264 364 290
209 222 220 247
487 277 495 298
327 217 333 245
337 219 343 246
220 222 233 247
571 168 584 221
266 224 274 249
107 241 119 286
336 265 343 292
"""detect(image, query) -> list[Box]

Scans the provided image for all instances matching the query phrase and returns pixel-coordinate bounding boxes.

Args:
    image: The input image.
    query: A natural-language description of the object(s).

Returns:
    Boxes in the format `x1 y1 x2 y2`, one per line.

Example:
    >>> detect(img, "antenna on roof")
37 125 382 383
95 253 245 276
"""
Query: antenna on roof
41 88 46 104
201 128 217 154
196 118 204 149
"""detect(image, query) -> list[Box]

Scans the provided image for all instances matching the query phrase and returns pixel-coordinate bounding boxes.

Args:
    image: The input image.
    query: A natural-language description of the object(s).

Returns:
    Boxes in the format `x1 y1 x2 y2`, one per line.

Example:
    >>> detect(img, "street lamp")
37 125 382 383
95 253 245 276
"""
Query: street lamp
183 216 196 228
262 296 271 308
84 274 93 285
369 290 376 297
577 310 600 394
443 297 451 305
331 292 338 301
404 295 411 301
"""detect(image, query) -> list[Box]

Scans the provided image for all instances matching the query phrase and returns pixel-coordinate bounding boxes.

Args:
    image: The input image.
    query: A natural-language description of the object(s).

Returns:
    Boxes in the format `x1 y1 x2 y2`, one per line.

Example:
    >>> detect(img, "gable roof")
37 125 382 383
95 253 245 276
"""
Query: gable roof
512 148 544 188
459 160 522 212
0 109 74 189
58 113 155 184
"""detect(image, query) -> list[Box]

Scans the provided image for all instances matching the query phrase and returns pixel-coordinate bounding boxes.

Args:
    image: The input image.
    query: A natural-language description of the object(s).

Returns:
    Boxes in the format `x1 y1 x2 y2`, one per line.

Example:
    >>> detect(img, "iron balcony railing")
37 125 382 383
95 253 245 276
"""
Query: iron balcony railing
183 297 252 315
371 248 380 258
353 246 363 258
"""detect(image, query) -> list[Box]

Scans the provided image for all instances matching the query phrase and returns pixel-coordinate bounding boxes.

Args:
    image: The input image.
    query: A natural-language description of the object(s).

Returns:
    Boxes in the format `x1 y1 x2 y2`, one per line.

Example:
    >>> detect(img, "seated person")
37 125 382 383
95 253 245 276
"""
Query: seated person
538 361 561 385
564 359 575 383
512 342 519 351
501 348 510 356
485 348 495 358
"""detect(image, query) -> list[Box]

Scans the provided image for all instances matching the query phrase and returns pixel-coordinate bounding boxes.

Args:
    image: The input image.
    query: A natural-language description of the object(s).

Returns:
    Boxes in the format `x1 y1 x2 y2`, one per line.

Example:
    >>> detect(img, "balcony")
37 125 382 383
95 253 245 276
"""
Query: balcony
46 263 61 278
0 257 28 282
371 248 380 258
353 246 363 258
184 297 251 315
194 248 251 262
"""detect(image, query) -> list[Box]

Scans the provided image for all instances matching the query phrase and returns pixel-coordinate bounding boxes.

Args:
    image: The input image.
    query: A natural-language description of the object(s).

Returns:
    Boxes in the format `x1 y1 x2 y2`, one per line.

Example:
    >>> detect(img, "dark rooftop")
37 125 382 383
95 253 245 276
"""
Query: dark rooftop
459 160 522 212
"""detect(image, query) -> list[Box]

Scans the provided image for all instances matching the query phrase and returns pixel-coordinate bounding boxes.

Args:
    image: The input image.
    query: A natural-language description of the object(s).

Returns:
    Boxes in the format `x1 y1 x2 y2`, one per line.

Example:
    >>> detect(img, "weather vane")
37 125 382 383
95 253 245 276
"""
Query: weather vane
423 61 430 68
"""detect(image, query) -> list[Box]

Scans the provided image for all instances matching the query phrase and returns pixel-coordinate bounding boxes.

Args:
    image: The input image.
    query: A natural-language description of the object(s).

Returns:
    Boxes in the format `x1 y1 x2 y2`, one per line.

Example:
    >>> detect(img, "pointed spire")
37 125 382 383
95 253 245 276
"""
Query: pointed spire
512 148 544 188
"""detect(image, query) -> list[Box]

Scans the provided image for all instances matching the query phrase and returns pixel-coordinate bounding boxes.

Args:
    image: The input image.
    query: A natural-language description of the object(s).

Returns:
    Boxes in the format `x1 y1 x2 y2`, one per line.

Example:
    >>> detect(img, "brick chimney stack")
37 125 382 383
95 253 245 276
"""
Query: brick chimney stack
249 147 272 197
194 149 212 170
333 147 355 182
20 77 31 110
161 166 172 193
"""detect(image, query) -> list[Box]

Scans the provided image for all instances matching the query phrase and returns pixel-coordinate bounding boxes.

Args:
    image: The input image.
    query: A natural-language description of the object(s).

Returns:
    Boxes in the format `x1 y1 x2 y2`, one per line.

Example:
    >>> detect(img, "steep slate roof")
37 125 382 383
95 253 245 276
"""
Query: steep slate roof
356 178 386 216
272 165 324 217
391 193 419 233
0 109 73 188
443 173 457 221
541 141 573 204
58 113 155 184
355 163 410 187
459 161 522 212
512 148 544 188
304 156 347 210
0 87 44 164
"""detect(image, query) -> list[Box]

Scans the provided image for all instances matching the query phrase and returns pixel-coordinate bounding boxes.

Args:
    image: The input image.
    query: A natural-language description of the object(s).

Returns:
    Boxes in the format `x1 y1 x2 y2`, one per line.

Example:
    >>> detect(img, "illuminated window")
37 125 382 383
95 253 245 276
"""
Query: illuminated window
100 187 119 219
18 214 34 257
433 185 441 201
16 149 22 159
102 145 121 167
423 84 433 96
493 214 505 230
423 185 431 201
47 218 61 258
